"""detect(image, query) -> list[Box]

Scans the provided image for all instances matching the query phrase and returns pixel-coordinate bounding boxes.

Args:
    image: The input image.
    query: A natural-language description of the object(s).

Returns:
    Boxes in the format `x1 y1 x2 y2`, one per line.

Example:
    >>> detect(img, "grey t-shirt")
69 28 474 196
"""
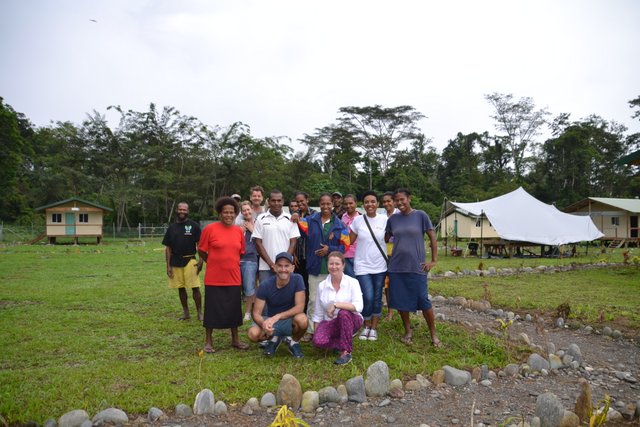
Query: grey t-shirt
385 210 433 275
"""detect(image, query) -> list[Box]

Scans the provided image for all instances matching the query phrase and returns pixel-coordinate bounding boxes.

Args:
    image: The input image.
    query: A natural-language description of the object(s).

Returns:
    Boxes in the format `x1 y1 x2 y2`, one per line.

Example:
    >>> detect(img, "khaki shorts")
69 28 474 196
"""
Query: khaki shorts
168 258 201 289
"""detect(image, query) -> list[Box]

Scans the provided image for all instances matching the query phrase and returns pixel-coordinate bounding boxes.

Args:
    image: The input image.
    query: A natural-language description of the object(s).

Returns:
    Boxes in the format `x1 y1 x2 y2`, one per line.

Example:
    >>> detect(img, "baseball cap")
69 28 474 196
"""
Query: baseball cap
231 193 241 201
275 252 294 263
332 191 342 197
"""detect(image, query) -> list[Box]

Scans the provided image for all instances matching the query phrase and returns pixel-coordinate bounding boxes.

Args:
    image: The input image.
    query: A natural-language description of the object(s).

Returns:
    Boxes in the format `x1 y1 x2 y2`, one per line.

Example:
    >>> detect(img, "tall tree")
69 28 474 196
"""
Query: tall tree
485 93 550 181
438 132 485 200
337 105 426 189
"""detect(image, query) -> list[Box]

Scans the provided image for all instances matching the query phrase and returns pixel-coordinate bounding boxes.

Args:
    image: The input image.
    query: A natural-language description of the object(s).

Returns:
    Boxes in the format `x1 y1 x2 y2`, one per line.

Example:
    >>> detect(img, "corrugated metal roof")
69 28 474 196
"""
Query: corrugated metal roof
589 197 640 213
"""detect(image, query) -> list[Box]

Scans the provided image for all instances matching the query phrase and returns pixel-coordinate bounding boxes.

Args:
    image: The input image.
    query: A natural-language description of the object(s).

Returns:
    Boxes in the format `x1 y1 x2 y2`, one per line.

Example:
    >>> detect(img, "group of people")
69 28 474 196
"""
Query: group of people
162 186 441 366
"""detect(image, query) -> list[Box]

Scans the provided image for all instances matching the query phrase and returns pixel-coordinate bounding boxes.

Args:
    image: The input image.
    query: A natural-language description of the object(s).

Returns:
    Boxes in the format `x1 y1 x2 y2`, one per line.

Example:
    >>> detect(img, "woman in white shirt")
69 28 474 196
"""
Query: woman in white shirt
349 191 388 342
311 251 363 365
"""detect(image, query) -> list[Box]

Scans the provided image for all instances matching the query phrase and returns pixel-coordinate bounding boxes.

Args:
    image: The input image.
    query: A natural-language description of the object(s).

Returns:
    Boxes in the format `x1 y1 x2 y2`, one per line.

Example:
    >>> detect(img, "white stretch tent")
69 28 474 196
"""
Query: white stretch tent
449 187 604 245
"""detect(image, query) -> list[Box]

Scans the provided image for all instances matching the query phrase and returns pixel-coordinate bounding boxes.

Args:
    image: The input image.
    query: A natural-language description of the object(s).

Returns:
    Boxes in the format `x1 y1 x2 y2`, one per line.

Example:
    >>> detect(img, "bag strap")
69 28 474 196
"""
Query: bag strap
363 214 389 264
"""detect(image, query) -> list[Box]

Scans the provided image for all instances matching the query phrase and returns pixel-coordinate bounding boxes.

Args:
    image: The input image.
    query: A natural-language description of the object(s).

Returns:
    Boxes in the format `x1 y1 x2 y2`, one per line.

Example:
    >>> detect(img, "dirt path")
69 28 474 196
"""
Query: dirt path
146 299 640 427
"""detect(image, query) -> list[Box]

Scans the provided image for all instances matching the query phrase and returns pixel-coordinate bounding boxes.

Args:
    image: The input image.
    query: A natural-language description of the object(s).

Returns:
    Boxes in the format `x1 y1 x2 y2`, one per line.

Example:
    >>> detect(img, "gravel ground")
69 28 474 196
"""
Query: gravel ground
134 298 640 427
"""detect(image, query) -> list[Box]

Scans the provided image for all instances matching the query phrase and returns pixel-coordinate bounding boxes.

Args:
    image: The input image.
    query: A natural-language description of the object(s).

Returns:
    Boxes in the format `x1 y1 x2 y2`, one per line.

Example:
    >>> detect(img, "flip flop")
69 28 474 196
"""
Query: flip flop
232 342 249 350
400 335 413 345
431 338 443 348
203 345 216 354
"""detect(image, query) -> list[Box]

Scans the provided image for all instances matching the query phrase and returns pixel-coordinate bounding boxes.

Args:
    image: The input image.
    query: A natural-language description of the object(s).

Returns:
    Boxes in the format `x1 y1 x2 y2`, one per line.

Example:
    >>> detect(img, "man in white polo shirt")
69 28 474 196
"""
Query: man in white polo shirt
253 189 300 283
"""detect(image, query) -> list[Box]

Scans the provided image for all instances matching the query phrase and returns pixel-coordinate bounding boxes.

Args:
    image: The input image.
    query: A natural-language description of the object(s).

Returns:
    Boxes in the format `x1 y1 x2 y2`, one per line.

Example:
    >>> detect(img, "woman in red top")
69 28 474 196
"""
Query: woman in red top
198 197 248 353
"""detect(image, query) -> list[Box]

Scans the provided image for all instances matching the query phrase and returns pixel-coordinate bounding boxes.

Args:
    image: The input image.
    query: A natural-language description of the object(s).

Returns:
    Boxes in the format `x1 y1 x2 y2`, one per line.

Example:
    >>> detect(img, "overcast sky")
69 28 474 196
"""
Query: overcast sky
1 0 639 153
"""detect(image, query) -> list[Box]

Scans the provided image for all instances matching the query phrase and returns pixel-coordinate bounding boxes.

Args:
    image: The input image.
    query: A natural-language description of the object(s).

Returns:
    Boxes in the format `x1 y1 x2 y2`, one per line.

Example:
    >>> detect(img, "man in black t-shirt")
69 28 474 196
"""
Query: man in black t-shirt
162 202 203 321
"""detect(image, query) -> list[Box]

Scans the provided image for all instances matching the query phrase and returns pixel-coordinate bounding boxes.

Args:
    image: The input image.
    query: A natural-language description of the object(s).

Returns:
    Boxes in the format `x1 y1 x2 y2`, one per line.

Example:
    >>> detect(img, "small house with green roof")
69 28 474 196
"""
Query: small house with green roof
563 197 640 246
35 197 112 244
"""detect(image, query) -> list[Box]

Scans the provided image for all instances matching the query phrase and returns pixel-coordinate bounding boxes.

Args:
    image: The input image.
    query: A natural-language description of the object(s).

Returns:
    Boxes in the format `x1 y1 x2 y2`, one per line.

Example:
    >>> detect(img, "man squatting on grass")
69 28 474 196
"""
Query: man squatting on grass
162 202 203 321
247 252 308 358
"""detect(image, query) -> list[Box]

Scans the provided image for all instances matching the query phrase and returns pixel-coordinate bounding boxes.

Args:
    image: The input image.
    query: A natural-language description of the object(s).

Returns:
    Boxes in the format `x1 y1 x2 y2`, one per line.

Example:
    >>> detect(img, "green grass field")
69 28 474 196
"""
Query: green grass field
0 240 638 424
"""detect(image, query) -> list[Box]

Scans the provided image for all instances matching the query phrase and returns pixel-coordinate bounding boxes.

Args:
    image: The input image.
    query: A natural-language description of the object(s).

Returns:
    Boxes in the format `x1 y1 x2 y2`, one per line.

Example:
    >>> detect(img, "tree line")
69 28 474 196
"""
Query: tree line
1 94 639 228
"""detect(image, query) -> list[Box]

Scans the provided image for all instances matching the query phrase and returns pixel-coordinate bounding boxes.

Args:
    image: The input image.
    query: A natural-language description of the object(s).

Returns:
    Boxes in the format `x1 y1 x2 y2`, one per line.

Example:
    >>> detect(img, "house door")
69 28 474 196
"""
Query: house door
65 213 76 236
631 215 638 238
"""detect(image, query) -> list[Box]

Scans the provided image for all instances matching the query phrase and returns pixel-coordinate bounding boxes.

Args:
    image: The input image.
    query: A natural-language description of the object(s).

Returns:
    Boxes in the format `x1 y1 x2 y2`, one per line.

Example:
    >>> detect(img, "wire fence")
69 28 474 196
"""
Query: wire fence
0 222 171 244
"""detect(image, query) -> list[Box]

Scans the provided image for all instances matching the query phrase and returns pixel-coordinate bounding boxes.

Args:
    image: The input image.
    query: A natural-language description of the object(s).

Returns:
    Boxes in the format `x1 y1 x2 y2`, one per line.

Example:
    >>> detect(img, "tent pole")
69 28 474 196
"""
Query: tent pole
442 198 448 257
480 210 484 258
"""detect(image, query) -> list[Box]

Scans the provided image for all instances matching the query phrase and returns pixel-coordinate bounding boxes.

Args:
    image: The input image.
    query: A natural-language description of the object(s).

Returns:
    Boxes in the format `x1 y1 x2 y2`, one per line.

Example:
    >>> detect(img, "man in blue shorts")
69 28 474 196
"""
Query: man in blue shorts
247 252 308 358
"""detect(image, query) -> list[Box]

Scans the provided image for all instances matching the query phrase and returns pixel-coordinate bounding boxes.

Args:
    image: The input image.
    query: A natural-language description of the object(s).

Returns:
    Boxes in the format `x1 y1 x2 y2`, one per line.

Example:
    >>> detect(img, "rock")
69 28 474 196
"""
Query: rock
193 389 216 415
365 361 390 397
505 364 520 376
584 326 593 333
518 333 531 345
635 400 640 418
570 361 580 369
241 404 253 415
530 416 541 427
79 421 91 427
277 373 303 409
547 342 556 355
443 365 471 386
214 400 227 415
247 397 260 411
469 300 491 311
148 407 164 422
556 318 565 328
301 391 319 413
481 365 489 380
378 398 391 407
405 380 421 390
520 364 531 377
528 353 550 372
261 392 277 407
602 326 613 336
549 354 563 370
435 313 446 321
536 393 564 427
444 271 457 278
92 408 128 425
480 380 492 387
606 408 623 422
346 376 366 403
566 344 582 365
560 410 579 427
525 314 533 322
388 379 404 398
432 295 446 303
175 403 193 417
432 369 445 385
44 419 57 427
337 384 348 403
471 366 481 382
612 329 622 339
318 386 339 404
416 373 431 388
58 410 89 427
562 354 574 366
506 311 515 320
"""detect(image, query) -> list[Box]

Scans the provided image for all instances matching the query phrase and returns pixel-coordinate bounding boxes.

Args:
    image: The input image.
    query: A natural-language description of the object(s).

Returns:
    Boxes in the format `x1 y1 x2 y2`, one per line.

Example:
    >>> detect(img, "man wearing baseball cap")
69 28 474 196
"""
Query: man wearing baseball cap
247 252 308 358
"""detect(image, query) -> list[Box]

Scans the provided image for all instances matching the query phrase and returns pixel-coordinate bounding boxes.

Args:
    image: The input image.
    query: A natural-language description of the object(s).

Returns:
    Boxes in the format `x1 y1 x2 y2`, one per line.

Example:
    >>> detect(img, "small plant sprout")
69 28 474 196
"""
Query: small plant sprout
495 318 513 338
269 405 310 427
588 394 611 427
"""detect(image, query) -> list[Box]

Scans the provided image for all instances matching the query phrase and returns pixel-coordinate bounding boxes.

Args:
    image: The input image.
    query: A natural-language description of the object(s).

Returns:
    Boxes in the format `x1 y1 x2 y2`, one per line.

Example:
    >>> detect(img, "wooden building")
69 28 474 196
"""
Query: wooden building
35 197 112 244
563 197 640 246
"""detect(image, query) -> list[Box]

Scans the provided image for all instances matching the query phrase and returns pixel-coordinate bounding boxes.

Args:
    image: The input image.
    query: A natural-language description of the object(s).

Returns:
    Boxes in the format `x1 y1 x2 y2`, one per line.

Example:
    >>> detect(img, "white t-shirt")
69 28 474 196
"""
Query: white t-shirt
349 214 388 275
252 210 300 271
312 273 363 323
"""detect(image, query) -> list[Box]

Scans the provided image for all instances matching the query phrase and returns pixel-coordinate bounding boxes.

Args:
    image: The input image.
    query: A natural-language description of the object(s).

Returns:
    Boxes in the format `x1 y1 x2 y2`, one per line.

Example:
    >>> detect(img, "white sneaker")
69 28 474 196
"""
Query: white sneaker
244 312 251 322
359 327 370 340
368 329 378 341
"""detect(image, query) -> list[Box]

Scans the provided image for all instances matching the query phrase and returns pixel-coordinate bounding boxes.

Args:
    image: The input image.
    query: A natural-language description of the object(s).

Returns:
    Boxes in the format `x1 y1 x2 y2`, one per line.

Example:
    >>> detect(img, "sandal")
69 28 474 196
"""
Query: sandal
431 337 443 348
232 342 249 350
400 335 413 345
203 344 216 353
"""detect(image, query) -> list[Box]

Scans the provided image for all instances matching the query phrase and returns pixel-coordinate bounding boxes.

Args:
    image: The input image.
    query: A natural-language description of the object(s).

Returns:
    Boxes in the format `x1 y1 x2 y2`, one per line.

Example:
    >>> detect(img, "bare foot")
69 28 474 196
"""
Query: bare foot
203 344 215 353
178 315 190 321
401 334 412 345
384 312 394 321
431 337 442 348
197 313 203 321
232 342 249 350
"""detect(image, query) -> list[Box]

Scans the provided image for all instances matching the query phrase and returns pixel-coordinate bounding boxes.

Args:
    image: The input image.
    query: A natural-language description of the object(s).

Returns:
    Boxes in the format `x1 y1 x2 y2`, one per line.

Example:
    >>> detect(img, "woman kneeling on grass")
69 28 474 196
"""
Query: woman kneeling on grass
311 251 363 365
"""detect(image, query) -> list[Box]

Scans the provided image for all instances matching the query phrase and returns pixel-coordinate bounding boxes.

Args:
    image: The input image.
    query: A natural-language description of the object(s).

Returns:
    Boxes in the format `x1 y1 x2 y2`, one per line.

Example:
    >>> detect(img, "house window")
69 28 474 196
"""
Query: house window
52 213 62 223
611 216 620 226
79 213 89 223
475 219 481 227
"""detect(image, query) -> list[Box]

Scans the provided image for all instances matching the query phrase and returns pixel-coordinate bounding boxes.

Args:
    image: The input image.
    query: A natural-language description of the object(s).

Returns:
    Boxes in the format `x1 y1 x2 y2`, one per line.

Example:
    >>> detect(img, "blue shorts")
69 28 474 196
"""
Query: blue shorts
388 272 432 312
253 317 293 337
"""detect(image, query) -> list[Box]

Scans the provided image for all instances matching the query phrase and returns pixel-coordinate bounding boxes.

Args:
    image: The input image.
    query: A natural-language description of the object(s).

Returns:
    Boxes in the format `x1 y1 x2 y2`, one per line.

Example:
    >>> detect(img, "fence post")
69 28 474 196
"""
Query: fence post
138 223 142 240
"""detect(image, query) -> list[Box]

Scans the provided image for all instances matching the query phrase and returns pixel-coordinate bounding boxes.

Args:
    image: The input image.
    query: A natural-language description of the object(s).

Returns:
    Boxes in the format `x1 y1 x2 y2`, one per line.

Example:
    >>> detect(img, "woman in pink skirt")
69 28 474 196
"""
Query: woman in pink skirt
311 251 363 365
